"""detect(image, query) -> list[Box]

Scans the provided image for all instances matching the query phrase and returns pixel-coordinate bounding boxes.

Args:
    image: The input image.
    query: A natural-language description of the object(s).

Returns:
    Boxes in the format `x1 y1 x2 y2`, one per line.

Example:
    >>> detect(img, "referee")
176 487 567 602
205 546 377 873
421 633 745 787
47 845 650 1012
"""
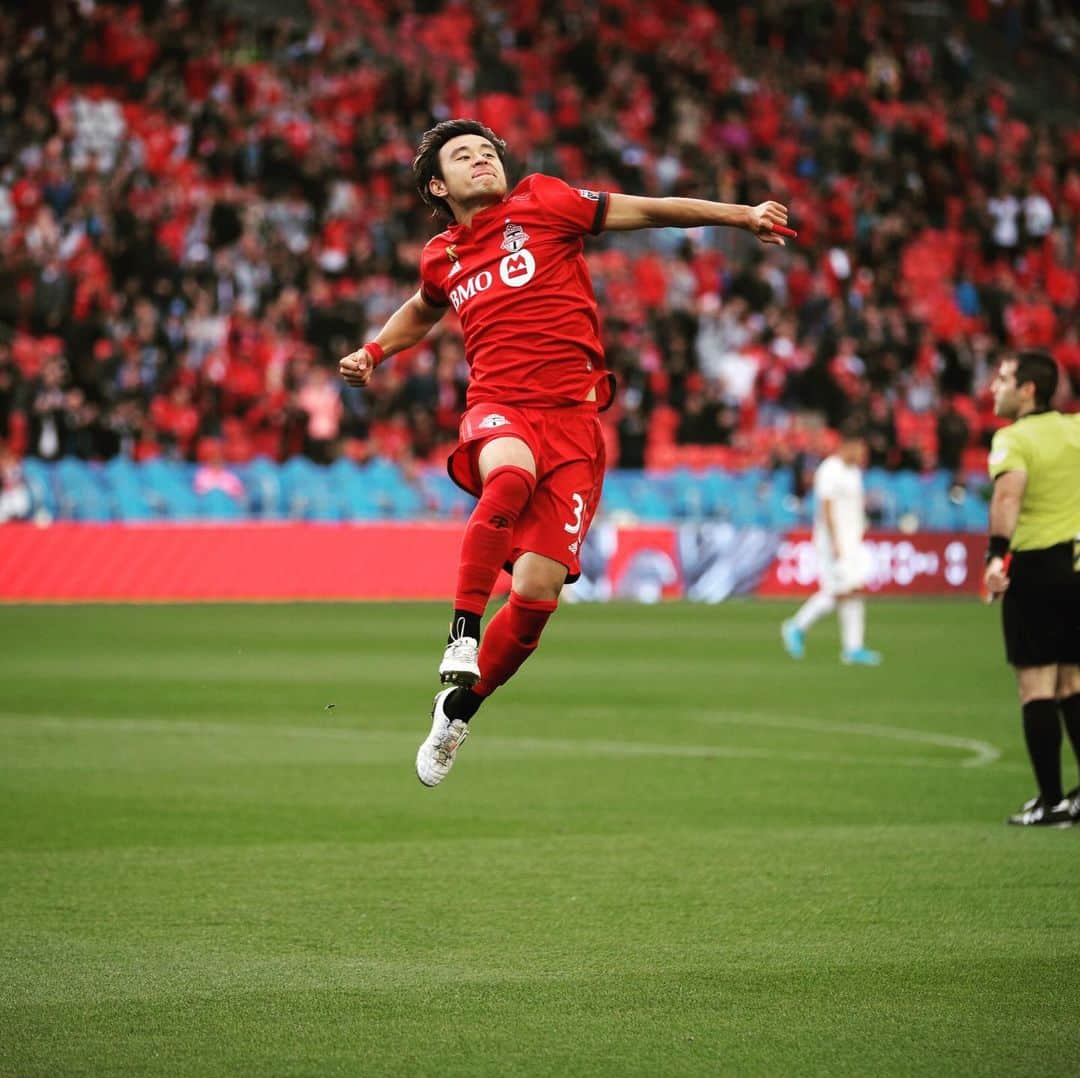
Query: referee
984 350 1080 827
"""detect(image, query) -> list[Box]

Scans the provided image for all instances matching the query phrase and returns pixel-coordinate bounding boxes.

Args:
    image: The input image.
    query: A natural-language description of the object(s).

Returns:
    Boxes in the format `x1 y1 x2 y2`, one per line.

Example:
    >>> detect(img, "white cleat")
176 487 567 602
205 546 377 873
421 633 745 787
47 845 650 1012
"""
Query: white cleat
416 688 470 787
439 636 480 687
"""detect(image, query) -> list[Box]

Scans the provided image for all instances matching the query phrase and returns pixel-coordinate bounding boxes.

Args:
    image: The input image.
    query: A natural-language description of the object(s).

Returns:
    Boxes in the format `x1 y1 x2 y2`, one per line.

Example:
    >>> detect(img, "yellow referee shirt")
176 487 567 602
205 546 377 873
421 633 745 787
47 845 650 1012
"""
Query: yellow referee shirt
988 411 1080 551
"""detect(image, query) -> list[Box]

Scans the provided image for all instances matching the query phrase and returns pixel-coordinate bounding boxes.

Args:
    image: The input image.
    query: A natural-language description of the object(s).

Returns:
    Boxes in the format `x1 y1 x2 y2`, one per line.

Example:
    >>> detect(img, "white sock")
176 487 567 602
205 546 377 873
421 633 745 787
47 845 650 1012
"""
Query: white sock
791 590 835 632
839 597 865 653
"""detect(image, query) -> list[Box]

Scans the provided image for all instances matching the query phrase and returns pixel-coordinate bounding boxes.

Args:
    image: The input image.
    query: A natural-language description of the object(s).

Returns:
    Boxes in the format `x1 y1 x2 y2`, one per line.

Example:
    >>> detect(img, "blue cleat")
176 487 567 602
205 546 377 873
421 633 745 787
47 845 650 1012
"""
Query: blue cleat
781 620 805 660
841 647 883 666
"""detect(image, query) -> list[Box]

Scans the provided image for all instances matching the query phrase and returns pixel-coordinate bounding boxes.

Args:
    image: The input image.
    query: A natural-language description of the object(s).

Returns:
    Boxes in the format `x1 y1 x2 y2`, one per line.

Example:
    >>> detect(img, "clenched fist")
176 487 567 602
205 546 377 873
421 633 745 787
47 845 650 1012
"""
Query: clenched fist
747 201 793 245
339 347 376 387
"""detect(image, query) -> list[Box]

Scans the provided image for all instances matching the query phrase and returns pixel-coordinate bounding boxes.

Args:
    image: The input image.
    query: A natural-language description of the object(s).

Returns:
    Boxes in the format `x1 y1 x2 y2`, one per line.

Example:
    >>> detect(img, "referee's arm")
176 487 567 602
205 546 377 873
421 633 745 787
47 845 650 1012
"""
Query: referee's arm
984 470 1027 596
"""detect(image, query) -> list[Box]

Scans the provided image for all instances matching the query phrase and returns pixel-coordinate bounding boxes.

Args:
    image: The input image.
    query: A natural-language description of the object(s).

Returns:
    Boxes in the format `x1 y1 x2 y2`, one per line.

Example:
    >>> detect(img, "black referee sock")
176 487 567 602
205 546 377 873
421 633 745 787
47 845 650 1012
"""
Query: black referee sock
1022 698 1063 805
1059 693 1080 786
444 687 483 724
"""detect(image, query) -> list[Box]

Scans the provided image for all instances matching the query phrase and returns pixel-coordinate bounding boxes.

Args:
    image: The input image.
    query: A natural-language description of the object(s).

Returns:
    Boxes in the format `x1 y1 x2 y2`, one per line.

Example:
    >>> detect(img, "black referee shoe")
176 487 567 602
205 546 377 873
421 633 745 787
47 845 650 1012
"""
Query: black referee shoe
1007 796 1074 828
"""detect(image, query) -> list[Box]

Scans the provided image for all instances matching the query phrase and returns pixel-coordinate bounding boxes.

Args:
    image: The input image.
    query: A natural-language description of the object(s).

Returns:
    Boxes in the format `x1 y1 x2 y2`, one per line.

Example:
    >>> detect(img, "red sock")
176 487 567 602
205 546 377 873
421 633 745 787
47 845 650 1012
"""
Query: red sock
454 466 535 616
473 591 558 698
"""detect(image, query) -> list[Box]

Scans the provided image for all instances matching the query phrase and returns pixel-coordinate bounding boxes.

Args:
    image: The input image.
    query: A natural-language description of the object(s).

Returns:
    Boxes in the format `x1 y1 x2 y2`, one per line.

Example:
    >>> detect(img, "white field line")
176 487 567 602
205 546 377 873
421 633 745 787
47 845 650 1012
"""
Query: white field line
680 710 1001 769
1 712 1008 771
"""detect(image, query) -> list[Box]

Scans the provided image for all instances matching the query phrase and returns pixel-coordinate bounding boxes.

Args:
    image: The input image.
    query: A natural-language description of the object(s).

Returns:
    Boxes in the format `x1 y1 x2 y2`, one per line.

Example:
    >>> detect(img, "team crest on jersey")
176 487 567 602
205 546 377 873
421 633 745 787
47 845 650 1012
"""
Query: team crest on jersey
501 221 530 253
477 413 510 430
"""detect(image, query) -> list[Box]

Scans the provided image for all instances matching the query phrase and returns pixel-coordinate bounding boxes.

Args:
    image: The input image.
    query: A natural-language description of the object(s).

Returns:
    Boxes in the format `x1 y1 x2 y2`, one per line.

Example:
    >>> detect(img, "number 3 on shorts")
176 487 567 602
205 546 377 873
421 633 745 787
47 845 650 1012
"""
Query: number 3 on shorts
564 493 585 536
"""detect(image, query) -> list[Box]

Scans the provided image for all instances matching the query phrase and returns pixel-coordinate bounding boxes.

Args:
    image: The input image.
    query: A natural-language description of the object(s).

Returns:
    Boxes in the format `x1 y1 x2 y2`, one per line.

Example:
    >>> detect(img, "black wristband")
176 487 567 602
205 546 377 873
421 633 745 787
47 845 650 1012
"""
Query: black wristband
986 535 1010 562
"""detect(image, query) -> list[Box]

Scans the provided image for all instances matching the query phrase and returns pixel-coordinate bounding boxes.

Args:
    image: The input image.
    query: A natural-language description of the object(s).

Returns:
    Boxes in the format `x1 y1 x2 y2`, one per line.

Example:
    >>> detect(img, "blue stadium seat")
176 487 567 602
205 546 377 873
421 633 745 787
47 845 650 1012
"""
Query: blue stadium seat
891 472 924 515
700 470 737 519
769 469 795 497
329 458 381 520
112 488 154 521
669 467 742 520
280 457 341 520
19 458 58 519
921 494 955 531
626 473 674 521
140 458 199 519
240 457 283 518
28 457 997 533
55 459 113 521
419 469 475 518
360 458 426 518
598 471 634 518
765 487 801 529
198 489 244 520
385 480 425 519
599 471 670 521
926 469 953 496
959 494 989 531
103 457 154 520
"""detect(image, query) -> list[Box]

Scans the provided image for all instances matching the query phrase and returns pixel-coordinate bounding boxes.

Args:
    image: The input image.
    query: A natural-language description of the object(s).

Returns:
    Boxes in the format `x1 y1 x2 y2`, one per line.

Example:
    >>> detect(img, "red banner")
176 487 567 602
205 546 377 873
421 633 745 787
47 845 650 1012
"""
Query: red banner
0 522 984 602
0 522 475 601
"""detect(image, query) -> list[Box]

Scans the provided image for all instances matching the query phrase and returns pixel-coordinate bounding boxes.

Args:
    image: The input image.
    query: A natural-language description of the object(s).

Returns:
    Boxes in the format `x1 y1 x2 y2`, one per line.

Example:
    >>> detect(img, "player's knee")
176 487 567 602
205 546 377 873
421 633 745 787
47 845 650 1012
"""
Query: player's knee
1056 665 1080 700
512 556 566 602
1015 667 1059 705
514 577 563 603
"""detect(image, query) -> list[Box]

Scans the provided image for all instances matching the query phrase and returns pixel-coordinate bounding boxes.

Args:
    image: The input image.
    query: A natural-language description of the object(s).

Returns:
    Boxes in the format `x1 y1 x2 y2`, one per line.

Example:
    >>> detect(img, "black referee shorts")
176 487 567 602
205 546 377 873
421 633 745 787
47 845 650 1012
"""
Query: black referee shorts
1001 540 1080 667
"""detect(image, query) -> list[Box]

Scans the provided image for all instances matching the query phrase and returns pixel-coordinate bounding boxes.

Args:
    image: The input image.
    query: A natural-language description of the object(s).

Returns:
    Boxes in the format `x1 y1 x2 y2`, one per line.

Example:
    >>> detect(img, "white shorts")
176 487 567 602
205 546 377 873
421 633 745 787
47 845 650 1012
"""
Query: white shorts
816 542 871 596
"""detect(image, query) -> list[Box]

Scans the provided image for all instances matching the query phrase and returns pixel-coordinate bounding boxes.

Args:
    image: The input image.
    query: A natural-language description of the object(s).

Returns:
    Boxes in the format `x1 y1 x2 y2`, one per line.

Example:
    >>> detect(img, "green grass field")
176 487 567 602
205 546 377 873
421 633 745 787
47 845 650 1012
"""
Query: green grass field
1 599 1078 1077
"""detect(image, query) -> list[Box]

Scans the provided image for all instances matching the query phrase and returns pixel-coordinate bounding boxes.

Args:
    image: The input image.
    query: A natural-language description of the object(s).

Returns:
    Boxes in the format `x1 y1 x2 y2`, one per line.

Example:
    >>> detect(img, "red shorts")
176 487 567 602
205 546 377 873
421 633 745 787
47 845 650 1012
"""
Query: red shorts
447 402 606 583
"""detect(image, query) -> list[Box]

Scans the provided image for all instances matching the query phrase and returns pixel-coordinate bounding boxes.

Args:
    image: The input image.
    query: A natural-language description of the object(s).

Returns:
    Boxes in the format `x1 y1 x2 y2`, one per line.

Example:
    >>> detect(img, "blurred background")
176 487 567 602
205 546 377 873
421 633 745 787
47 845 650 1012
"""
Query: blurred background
0 0 1076 597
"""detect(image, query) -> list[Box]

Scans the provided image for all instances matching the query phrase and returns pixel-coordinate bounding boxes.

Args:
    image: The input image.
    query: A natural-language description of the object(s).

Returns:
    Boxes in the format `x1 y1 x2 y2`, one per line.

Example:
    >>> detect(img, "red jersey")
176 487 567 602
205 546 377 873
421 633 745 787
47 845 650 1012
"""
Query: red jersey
419 173 614 409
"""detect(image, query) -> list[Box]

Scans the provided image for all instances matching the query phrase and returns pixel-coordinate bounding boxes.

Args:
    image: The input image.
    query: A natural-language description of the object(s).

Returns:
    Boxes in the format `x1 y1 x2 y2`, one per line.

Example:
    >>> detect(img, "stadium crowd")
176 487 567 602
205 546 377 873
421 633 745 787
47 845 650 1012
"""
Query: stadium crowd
0 0 1077 502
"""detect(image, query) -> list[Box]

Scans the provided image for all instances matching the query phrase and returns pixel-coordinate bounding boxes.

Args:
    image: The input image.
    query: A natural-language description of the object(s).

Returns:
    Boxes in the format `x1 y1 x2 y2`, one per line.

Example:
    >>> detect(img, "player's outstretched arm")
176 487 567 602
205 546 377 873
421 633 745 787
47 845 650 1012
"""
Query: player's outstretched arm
339 291 446 387
603 194 794 245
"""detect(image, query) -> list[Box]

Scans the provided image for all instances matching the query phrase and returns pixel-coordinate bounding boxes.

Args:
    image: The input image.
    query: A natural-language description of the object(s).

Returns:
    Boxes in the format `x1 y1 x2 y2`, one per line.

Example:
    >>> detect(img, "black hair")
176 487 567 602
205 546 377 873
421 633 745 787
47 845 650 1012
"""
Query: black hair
412 119 508 220
838 417 866 442
1014 350 1059 409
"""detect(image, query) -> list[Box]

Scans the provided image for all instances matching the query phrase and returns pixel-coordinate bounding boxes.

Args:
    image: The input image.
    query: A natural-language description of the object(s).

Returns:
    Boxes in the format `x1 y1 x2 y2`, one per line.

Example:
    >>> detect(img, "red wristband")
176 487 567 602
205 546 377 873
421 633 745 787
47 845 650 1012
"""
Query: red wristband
363 341 385 365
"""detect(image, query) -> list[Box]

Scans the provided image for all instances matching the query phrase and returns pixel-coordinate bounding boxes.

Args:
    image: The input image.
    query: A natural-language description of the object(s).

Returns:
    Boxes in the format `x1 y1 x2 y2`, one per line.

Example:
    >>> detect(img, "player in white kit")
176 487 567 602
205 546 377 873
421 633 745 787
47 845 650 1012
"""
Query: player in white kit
781 423 882 665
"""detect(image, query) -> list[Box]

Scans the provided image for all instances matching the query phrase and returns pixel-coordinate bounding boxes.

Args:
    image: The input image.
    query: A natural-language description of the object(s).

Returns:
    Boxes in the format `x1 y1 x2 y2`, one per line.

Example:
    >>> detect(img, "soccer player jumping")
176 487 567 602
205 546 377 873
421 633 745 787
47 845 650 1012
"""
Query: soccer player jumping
340 119 793 786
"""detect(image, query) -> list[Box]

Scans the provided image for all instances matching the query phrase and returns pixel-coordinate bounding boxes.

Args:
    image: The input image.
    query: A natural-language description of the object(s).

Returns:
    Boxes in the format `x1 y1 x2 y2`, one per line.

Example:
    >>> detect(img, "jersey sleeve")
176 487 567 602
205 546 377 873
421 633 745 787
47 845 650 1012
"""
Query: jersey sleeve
529 173 610 236
988 426 1028 479
814 458 840 499
418 242 451 309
